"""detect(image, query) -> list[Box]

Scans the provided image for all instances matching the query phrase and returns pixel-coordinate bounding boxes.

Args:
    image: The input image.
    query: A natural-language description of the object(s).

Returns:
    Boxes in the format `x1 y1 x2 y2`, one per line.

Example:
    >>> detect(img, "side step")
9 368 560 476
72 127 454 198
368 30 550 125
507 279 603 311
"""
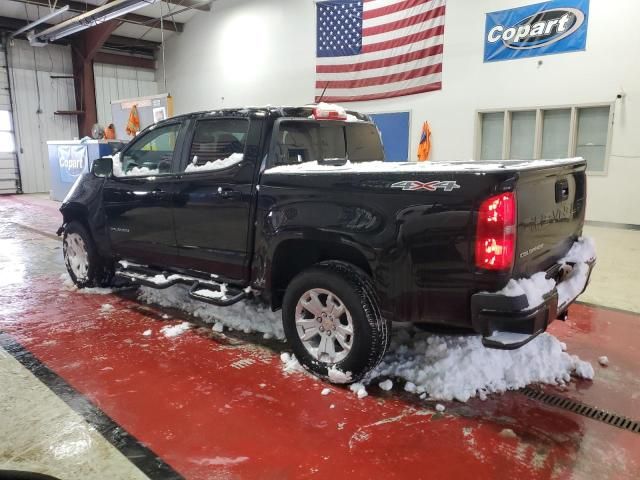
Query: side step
115 263 248 307
482 331 541 349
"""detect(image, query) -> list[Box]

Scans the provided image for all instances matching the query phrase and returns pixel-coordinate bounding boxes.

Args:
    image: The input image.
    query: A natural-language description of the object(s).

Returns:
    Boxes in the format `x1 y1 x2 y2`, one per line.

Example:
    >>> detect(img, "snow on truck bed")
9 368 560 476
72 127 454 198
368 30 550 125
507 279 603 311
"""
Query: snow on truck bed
265 157 585 174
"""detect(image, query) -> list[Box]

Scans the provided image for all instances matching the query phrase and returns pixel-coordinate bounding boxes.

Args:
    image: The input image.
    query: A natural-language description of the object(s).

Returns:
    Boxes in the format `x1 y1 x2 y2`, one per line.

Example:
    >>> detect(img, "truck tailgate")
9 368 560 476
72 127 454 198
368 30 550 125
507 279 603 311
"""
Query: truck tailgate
514 159 587 277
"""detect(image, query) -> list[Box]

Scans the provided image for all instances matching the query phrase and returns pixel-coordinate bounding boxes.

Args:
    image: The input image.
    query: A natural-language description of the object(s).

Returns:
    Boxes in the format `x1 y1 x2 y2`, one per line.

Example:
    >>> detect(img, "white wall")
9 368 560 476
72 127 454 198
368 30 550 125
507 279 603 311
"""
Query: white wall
7 40 78 194
162 0 640 225
94 63 158 128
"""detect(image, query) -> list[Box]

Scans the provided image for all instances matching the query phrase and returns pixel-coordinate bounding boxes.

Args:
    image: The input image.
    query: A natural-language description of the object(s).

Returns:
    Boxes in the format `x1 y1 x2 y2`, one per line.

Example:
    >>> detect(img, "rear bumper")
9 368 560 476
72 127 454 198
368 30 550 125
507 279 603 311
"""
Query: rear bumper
471 258 596 349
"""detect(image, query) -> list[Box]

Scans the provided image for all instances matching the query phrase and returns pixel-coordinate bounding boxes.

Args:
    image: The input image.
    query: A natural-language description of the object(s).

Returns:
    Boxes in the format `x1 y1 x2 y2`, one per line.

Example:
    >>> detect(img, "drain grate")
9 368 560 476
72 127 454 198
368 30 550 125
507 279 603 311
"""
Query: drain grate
521 387 640 434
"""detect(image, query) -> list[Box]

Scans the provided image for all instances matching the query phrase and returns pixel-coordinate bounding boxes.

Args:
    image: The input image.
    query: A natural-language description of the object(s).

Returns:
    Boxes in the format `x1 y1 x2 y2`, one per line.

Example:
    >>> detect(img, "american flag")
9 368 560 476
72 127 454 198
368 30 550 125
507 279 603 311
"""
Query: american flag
316 0 445 102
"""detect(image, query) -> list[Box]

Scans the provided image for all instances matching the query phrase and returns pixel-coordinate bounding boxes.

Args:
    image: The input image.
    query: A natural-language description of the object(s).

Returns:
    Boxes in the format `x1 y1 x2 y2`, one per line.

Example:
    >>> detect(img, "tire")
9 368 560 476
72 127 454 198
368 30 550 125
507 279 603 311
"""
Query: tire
282 261 390 383
63 221 113 289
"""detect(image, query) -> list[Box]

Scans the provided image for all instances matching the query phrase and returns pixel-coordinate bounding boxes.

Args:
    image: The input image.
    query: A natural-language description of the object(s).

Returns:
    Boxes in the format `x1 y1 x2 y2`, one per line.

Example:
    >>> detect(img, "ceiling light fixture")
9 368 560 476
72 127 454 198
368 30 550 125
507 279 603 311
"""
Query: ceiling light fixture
35 0 159 43
11 5 70 38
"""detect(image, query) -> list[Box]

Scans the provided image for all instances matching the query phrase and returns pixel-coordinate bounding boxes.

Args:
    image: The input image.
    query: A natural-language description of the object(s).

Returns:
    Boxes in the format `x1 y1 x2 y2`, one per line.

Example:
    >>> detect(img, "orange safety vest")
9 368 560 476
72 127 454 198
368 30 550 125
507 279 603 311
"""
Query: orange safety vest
126 105 140 137
417 121 431 162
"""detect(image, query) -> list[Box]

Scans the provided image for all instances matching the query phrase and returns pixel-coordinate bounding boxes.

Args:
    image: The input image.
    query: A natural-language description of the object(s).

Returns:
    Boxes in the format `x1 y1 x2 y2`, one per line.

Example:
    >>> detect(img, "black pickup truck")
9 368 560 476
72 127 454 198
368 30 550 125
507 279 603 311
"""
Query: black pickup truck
58 104 595 382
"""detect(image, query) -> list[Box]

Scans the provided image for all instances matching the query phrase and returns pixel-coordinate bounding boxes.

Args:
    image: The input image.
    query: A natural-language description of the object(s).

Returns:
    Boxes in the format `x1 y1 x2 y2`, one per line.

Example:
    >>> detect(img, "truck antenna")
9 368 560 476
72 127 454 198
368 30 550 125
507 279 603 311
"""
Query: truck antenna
317 81 329 104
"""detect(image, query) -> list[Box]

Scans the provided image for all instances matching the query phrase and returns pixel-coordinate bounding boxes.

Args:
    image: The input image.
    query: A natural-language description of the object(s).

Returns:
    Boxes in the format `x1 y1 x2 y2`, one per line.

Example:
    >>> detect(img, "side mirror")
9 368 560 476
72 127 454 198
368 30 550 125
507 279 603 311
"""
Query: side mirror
92 157 113 177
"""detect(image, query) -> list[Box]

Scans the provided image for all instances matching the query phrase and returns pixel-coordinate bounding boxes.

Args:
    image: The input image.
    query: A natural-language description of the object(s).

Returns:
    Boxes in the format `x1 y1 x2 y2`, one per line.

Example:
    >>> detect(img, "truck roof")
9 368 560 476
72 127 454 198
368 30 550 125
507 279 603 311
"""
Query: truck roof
162 106 372 124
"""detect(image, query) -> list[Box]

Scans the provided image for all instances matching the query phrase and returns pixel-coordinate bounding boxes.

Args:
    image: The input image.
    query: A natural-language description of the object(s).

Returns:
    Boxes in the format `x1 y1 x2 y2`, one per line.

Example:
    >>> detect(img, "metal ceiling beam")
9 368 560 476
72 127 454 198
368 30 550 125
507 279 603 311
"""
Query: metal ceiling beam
10 0 184 33
94 51 155 69
164 0 211 11
106 34 159 50
0 16 158 56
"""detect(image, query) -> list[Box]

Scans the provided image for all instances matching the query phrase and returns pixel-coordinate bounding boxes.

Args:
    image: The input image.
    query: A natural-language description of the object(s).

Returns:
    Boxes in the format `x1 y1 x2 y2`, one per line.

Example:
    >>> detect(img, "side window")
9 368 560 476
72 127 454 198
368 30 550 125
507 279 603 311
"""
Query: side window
114 123 181 177
275 122 346 166
185 119 249 172
345 123 385 162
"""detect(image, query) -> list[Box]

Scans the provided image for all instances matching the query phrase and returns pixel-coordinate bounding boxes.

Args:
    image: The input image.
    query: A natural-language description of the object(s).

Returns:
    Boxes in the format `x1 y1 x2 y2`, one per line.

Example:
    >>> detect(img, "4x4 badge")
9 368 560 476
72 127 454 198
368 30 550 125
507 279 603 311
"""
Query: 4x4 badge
391 180 461 192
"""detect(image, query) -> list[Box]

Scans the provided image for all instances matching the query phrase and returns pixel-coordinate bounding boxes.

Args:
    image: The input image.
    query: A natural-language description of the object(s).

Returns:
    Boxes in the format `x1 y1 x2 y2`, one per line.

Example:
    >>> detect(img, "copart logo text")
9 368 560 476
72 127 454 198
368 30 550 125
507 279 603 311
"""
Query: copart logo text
487 8 585 49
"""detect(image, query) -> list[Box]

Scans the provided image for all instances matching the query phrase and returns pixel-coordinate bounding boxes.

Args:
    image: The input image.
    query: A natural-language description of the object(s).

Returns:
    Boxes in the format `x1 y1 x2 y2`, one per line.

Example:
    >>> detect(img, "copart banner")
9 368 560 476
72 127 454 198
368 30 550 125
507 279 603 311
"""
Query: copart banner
484 0 589 62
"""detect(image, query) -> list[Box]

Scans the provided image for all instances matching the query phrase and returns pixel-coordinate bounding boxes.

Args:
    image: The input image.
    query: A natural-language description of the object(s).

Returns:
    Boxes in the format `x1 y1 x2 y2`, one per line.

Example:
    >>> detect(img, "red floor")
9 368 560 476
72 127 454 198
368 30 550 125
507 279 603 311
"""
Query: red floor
1 195 639 479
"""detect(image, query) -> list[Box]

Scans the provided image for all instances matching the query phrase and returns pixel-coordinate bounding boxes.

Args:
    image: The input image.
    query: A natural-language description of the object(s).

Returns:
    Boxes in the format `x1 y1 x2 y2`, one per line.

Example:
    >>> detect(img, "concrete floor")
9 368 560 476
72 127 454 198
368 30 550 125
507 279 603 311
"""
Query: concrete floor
1 194 639 479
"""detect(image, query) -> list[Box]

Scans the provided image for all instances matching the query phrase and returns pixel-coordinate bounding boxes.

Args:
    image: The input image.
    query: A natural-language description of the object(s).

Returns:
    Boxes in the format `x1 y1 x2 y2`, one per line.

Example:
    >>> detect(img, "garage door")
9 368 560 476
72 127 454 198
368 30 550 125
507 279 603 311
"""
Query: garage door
0 40 20 194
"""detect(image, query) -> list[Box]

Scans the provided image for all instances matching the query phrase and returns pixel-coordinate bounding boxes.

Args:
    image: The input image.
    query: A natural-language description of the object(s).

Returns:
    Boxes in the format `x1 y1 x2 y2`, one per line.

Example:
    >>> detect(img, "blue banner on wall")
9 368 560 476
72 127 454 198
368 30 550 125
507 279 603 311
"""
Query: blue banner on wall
484 0 589 63
58 145 88 183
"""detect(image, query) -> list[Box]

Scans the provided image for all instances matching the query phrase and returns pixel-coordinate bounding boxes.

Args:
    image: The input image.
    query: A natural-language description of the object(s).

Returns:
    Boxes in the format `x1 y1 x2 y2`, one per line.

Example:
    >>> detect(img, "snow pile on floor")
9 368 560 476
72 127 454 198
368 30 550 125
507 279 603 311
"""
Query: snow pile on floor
367 327 594 402
494 236 596 310
139 285 284 339
59 273 113 295
280 352 302 373
160 321 191 338
350 383 368 399
185 153 243 173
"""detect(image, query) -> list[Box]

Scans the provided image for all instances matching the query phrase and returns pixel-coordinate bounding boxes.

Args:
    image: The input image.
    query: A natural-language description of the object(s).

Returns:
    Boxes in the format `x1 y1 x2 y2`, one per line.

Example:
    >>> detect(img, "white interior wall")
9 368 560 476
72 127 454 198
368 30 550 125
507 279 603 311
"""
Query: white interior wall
7 40 78 194
161 0 640 225
94 64 158 128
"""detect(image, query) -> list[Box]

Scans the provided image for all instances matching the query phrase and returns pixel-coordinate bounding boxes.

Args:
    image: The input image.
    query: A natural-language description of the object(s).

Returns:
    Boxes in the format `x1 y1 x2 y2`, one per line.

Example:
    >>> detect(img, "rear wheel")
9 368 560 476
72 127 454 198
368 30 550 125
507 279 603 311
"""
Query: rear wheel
63 221 113 288
282 261 389 383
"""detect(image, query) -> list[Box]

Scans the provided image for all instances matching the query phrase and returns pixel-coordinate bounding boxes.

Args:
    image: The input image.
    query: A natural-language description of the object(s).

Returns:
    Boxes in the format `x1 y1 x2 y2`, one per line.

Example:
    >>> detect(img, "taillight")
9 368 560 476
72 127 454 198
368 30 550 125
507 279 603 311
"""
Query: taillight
475 192 516 271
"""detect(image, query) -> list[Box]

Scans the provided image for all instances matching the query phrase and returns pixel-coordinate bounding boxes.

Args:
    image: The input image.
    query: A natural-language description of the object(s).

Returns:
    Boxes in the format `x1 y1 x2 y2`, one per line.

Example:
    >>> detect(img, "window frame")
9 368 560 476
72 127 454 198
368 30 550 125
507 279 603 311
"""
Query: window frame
474 102 614 175
0 110 15 154
180 116 251 175
116 120 185 178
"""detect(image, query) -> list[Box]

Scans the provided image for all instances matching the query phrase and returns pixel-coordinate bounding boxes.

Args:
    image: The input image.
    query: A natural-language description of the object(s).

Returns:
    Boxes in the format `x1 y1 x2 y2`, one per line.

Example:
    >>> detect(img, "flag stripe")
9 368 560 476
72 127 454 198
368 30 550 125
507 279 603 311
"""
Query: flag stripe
364 0 435 20
316 71 441 96
316 44 443 73
362 24 444 53
363 4 445 36
316 82 442 103
363 0 444 28
317 34 443 66
362 13 445 46
316 62 442 88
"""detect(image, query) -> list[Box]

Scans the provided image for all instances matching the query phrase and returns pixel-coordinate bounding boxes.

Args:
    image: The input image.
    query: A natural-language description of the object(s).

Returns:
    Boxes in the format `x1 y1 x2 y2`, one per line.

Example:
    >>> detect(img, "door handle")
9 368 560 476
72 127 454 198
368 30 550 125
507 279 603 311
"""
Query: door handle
217 187 241 199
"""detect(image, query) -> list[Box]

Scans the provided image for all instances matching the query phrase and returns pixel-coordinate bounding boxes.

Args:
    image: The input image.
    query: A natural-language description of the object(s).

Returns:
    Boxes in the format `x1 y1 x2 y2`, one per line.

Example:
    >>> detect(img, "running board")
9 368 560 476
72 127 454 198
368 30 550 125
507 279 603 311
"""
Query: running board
115 264 248 307
482 331 541 349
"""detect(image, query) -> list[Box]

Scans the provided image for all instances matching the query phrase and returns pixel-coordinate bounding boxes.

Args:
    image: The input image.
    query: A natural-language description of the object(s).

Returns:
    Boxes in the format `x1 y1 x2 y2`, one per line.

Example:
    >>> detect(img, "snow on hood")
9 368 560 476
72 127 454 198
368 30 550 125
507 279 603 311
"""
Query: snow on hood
264 157 585 175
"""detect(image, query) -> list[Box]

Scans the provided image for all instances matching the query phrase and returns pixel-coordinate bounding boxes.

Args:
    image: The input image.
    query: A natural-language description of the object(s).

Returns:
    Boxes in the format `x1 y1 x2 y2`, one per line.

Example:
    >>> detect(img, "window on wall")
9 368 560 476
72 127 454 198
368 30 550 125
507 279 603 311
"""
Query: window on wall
477 104 612 173
480 112 504 160
510 110 536 160
0 111 15 153
541 109 571 158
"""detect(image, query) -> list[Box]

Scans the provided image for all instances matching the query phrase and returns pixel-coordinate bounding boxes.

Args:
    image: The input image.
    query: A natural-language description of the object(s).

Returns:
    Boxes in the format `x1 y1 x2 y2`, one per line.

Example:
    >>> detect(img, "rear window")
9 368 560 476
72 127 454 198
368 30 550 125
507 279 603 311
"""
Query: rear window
274 121 384 166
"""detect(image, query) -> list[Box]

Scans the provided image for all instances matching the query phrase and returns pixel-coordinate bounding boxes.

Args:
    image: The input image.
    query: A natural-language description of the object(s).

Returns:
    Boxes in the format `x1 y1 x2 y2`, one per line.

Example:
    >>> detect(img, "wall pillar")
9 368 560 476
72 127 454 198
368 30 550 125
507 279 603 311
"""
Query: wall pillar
70 20 120 137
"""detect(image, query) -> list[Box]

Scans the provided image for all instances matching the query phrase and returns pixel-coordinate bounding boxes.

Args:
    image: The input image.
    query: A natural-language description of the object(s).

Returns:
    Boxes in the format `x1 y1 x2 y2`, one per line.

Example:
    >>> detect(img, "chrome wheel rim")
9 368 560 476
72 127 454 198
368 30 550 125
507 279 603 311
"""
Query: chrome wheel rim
295 288 354 364
64 233 89 281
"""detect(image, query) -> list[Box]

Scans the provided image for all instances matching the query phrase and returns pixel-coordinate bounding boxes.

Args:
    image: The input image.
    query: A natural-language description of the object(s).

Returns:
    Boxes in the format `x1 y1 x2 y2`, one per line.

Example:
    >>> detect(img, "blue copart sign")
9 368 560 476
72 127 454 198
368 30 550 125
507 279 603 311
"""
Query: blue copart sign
58 145 88 183
484 0 589 62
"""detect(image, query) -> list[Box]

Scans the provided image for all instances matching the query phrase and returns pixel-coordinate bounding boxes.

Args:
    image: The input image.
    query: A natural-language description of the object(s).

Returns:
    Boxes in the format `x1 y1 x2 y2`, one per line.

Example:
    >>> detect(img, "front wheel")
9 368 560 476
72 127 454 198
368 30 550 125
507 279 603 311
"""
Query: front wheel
282 261 390 383
63 221 113 288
